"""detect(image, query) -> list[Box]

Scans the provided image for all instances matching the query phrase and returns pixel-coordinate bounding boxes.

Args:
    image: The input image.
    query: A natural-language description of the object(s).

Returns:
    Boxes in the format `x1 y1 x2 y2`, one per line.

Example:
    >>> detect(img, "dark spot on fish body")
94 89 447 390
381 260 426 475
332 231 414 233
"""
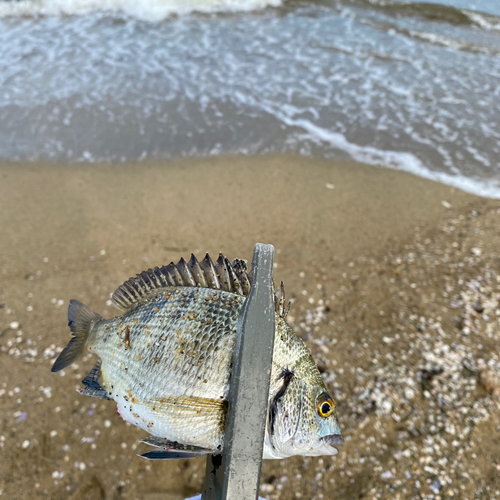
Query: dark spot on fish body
125 326 131 349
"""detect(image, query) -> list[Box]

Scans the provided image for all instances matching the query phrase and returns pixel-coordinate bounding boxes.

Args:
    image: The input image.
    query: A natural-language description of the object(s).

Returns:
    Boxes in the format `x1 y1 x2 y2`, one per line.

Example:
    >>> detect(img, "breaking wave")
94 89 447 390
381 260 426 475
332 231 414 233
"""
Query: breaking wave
350 0 500 31
0 0 282 20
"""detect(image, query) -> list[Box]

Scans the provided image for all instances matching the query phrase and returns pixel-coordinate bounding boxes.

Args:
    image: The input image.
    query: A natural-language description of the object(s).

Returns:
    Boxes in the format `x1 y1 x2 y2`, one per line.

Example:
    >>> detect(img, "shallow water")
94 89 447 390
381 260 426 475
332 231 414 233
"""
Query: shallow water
0 0 499 196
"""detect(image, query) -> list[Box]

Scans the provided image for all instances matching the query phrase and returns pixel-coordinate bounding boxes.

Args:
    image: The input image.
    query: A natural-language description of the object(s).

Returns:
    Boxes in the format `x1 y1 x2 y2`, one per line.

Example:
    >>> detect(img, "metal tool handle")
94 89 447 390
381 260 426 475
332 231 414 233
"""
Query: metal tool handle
201 243 276 500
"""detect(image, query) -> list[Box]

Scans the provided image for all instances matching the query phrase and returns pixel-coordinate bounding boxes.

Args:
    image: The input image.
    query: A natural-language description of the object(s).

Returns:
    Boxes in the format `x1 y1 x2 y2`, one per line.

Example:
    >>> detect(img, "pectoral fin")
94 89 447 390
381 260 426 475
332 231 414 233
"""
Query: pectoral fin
142 396 227 453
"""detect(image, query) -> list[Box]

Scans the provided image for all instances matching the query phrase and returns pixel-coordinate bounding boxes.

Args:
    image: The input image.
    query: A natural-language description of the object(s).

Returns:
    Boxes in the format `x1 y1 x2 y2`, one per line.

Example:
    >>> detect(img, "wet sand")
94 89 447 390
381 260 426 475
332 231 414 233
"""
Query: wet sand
0 154 498 499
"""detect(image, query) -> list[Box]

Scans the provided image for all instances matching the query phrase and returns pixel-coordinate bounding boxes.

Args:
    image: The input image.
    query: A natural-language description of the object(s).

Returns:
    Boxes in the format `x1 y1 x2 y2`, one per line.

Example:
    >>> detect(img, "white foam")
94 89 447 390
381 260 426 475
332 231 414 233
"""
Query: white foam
466 11 500 32
0 0 282 20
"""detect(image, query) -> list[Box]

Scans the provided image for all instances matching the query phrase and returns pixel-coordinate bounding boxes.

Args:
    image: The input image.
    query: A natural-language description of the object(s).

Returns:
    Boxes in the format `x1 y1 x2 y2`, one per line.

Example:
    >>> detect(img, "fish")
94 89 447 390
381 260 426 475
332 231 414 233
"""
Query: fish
51 253 342 460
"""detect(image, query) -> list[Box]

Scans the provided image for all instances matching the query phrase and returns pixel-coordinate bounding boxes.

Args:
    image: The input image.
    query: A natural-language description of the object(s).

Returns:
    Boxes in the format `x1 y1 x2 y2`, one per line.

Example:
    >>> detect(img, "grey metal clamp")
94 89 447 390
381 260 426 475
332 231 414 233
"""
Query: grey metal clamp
201 243 276 500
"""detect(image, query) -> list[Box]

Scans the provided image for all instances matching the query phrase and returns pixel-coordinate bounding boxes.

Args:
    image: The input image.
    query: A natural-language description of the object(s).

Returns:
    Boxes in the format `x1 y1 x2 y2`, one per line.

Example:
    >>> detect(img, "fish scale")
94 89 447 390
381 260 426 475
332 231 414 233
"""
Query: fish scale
99 288 242 401
52 253 342 459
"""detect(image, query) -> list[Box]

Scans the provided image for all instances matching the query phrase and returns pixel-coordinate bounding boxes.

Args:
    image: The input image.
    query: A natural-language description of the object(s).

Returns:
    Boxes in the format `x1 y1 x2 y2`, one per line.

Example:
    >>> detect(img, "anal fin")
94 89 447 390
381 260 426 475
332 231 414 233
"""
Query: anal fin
79 361 112 401
140 437 210 460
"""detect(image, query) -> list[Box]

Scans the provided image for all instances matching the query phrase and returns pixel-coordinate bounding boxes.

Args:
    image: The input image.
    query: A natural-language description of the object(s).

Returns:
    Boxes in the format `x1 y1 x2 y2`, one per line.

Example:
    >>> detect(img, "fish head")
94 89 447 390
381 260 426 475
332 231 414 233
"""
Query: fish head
266 342 342 459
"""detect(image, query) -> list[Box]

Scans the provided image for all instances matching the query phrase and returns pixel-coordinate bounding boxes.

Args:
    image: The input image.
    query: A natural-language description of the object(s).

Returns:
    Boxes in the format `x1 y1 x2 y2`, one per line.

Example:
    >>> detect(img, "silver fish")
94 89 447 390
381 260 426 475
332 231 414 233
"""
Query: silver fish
52 253 342 459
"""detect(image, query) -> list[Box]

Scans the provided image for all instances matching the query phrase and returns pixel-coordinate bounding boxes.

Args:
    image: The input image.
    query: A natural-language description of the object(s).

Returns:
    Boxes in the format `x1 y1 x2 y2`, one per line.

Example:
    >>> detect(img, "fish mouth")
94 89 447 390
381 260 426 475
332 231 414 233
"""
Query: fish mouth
323 434 343 446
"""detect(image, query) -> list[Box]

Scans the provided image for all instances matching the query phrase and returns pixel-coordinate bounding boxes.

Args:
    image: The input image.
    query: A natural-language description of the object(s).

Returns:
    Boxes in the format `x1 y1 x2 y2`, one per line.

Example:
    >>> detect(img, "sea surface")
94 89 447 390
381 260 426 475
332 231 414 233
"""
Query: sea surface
0 0 499 196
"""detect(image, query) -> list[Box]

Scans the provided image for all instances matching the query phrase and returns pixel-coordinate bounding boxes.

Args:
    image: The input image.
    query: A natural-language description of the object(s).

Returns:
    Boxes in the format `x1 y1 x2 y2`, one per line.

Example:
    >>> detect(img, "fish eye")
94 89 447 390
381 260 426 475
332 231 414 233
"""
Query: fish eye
316 392 335 418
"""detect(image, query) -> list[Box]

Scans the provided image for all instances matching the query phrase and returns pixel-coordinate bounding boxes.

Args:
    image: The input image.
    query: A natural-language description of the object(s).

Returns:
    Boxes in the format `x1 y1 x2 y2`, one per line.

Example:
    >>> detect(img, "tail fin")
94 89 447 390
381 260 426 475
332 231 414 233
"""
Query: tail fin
51 300 102 372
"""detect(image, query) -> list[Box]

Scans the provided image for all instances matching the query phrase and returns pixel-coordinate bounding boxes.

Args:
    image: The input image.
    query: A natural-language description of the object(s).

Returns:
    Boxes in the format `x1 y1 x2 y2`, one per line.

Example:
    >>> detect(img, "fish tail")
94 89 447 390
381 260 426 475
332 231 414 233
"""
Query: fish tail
51 300 102 372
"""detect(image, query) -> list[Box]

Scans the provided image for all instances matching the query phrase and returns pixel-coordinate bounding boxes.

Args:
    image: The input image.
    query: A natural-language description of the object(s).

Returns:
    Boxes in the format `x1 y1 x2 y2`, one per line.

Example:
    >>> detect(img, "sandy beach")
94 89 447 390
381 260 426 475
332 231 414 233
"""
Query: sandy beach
1 154 499 500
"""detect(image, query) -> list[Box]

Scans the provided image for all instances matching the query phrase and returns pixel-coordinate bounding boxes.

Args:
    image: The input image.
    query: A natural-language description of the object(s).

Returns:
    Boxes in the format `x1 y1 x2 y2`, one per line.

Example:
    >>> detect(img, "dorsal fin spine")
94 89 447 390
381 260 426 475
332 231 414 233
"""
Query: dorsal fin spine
188 254 207 287
152 267 164 287
138 272 152 291
178 257 196 286
274 281 285 317
200 254 220 289
226 256 243 295
158 266 174 286
145 271 156 288
216 253 231 292
122 282 137 301
110 252 290 319
168 264 184 286
232 259 251 295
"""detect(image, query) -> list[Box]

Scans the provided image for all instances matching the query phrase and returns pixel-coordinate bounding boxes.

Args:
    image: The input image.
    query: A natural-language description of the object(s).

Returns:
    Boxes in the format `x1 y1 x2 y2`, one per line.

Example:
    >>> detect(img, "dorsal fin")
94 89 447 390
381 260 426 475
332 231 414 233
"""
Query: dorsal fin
111 252 290 318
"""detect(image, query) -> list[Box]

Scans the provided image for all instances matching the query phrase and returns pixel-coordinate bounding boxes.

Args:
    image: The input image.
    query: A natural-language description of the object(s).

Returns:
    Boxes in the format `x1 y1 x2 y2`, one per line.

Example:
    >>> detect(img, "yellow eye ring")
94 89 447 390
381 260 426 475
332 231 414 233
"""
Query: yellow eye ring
316 393 335 418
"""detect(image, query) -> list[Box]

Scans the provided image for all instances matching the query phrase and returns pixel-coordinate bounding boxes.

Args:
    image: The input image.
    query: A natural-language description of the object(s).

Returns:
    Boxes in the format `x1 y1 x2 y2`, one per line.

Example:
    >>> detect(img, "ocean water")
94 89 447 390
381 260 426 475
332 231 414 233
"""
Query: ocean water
0 0 499 197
